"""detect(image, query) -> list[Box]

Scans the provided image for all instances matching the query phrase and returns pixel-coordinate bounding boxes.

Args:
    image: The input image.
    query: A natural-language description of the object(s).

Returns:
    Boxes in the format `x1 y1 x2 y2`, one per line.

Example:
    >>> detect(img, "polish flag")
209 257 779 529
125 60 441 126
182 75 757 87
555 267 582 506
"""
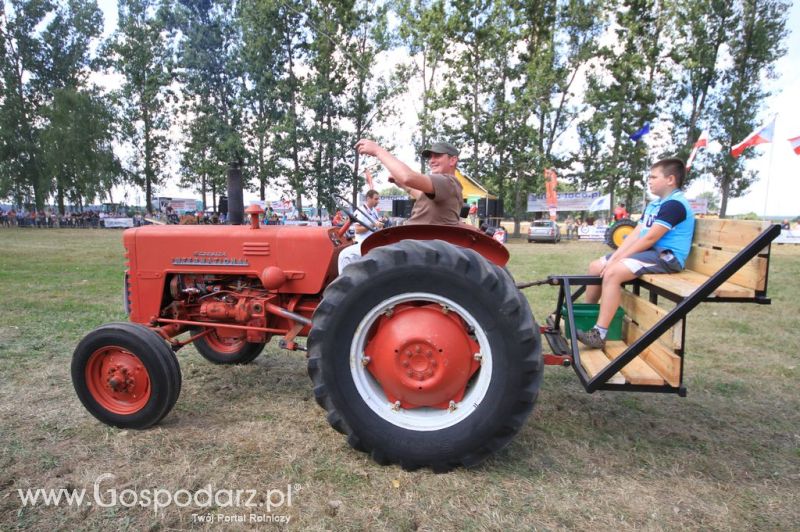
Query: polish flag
789 135 800 156
686 130 709 170
731 116 776 158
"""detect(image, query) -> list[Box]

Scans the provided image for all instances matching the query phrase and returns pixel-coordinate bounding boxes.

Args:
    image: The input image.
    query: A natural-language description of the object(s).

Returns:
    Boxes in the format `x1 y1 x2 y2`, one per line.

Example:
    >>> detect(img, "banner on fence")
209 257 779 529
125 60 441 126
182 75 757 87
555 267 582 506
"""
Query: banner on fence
577 224 607 241
775 229 800 244
688 197 708 214
157 197 200 213
103 217 134 228
527 190 603 212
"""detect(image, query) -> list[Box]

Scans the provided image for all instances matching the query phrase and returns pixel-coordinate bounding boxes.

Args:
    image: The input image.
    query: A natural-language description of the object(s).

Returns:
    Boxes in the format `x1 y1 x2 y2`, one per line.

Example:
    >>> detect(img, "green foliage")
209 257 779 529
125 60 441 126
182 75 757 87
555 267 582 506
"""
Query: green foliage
379 185 406 196
239 0 287 202
669 0 733 167
709 0 789 217
105 0 174 213
395 0 451 170
41 88 121 213
695 190 720 213
0 0 790 219
0 0 108 210
578 0 667 212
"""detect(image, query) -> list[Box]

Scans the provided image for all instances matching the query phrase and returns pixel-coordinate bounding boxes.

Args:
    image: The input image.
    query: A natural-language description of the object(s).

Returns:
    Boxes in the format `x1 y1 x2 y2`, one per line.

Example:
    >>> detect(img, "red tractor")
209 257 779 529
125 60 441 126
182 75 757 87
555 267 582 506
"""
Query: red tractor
71 205 543 471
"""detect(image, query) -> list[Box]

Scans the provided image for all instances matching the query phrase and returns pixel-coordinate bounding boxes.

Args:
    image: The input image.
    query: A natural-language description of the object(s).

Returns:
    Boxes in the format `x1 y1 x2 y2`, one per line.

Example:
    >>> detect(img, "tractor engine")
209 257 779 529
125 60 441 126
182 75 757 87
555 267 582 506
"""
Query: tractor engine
161 274 315 346
169 275 269 337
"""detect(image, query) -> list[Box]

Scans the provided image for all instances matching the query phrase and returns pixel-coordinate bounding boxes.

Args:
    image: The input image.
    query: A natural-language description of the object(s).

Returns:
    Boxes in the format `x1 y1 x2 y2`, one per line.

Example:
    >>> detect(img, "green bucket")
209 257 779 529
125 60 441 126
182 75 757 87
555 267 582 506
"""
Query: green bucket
561 303 625 341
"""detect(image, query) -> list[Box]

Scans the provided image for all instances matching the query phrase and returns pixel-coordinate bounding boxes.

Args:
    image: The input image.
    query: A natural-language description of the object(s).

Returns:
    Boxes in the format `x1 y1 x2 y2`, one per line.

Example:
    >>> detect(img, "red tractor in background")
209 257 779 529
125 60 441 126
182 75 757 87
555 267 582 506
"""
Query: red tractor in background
71 204 543 472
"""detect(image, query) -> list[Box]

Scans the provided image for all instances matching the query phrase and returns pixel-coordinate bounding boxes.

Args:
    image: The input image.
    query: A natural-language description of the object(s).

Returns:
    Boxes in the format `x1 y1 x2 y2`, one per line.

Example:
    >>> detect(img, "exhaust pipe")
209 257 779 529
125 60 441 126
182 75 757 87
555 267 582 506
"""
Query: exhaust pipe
227 160 244 225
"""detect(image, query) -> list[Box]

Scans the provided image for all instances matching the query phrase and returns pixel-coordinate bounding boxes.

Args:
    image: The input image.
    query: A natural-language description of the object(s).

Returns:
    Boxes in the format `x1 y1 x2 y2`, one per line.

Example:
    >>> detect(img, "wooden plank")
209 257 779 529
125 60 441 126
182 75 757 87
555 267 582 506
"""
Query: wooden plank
580 348 626 384
693 219 768 251
619 290 682 349
685 245 767 290
639 270 755 299
604 341 665 386
623 318 681 387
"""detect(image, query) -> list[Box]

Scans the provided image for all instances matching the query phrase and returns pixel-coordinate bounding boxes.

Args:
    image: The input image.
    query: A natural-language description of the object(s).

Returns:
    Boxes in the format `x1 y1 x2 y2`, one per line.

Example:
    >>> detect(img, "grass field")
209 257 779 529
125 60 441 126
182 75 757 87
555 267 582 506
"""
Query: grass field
1 228 798 530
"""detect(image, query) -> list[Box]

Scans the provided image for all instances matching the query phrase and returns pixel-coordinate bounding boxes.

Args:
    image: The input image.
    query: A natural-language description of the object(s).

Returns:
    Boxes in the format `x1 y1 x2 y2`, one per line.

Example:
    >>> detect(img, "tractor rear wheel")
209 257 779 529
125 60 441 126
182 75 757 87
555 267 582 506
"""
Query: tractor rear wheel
72 322 181 428
308 240 542 471
605 218 637 249
190 327 265 364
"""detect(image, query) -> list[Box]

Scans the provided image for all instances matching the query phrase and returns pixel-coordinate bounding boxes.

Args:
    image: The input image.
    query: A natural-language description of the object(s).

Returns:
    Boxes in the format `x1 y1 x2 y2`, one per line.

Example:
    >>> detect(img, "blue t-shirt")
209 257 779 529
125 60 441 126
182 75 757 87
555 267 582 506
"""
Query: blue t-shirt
638 189 695 267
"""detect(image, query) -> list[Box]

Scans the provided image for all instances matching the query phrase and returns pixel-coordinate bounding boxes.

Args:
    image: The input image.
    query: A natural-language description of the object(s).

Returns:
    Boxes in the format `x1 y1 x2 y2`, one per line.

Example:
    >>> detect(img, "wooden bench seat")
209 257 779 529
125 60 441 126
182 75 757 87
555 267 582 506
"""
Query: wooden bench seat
638 219 770 301
549 218 780 394
639 270 755 298
580 334 682 388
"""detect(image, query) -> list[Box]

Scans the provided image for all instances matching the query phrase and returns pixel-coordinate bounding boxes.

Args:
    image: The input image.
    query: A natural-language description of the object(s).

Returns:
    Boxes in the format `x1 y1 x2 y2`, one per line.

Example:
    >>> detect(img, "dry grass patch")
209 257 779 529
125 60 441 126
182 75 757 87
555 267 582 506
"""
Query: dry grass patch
1 229 798 530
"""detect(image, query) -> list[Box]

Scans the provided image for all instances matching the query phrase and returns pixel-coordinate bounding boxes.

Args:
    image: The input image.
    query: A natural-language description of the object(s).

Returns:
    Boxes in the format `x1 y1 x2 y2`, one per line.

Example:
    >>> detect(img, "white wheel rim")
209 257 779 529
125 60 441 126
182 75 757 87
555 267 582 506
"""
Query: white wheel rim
349 292 493 431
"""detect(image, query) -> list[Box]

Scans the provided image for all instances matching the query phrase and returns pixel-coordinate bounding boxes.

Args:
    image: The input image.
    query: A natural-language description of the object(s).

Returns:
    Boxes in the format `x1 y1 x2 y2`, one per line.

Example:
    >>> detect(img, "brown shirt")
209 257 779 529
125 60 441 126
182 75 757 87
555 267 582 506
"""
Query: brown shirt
406 173 463 226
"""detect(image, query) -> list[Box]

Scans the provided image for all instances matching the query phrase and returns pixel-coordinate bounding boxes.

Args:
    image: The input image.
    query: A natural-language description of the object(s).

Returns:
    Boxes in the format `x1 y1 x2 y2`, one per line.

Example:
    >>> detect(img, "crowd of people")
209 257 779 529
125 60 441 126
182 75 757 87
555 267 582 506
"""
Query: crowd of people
0 208 111 228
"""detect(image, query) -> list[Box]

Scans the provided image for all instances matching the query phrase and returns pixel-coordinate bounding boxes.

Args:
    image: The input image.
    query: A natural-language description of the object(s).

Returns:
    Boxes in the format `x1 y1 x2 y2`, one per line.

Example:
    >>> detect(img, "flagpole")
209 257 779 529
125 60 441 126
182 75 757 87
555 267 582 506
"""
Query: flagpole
763 139 775 219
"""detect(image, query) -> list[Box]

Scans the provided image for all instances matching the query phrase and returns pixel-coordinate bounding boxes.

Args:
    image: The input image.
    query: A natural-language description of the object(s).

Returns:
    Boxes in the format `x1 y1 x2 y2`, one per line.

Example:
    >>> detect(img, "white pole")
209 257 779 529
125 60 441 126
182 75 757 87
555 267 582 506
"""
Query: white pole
763 136 776 220
762 114 778 220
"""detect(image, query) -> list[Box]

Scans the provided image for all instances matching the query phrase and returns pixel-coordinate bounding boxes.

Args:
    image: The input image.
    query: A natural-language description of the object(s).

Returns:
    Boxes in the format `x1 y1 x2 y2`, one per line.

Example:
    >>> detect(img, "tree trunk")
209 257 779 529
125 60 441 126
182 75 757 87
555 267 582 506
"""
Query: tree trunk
57 183 65 215
719 178 730 218
201 172 207 211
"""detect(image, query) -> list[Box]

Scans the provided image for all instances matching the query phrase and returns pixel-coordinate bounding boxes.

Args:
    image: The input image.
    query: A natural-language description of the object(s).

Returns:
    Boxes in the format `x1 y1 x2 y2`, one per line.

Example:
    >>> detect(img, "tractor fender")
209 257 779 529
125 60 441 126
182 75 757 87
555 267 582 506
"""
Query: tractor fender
360 224 510 267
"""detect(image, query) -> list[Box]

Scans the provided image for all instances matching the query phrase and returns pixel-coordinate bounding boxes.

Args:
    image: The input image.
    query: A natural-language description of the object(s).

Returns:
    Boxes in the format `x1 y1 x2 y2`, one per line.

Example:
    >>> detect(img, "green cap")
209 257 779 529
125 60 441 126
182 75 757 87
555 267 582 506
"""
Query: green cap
421 141 459 158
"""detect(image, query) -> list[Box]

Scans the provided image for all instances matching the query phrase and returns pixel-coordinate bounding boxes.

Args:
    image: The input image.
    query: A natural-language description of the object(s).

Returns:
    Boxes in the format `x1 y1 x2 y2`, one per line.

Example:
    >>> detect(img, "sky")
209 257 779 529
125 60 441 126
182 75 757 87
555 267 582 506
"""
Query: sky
97 1 800 218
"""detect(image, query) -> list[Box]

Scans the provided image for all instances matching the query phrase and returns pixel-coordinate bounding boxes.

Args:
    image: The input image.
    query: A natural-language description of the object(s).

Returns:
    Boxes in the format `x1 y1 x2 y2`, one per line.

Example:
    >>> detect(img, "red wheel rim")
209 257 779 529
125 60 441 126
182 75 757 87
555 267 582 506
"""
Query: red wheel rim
85 346 151 414
364 304 481 409
203 327 247 354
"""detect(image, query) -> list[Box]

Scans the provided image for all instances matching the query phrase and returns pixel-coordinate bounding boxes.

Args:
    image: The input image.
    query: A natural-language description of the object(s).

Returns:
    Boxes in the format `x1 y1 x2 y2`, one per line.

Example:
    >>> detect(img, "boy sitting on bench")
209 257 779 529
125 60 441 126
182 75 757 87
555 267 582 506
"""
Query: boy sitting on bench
577 158 695 349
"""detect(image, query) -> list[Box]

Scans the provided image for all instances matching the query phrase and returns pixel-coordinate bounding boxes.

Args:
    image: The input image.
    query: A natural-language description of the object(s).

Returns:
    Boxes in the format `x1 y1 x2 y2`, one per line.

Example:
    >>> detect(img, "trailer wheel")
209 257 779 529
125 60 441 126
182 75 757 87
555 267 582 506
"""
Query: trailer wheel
308 240 542 471
72 322 181 428
605 218 637 249
190 327 265 364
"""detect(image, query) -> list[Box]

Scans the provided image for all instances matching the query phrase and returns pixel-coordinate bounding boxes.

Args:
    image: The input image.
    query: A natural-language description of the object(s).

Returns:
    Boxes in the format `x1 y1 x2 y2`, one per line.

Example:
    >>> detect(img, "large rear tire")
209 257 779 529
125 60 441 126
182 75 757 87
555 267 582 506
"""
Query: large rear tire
72 322 181 429
308 240 542 471
605 218 637 249
190 326 265 365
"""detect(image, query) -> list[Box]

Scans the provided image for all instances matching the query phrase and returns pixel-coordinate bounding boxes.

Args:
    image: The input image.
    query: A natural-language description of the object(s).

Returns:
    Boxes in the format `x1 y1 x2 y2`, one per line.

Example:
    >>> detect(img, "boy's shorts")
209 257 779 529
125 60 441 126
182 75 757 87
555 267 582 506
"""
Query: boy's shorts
602 249 683 276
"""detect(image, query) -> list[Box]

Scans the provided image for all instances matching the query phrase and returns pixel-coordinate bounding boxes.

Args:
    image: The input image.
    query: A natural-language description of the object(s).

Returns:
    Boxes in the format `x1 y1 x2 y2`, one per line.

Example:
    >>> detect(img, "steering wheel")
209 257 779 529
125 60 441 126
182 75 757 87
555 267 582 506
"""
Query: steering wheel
334 194 379 232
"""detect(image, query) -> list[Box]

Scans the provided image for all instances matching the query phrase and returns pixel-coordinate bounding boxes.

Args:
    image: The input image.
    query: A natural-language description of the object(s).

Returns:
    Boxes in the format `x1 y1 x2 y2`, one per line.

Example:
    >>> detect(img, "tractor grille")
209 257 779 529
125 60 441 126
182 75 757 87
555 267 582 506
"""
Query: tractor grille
243 242 270 256
123 272 131 316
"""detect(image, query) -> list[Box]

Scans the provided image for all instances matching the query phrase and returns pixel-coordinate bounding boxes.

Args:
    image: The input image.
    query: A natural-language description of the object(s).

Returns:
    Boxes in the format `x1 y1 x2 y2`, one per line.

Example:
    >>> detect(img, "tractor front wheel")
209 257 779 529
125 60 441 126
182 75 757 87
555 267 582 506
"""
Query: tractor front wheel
72 322 181 429
308 240 543 471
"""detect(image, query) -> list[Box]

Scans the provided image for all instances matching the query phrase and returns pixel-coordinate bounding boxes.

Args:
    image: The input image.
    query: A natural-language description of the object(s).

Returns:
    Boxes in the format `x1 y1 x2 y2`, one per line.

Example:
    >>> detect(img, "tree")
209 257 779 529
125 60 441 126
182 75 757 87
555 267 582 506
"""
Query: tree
178 107 226 210
106 0 174 214
173 0 246 211
169 0 247 212
1 0 108 210
40 0 112 213
0 0 50 208
303 0 351 216
270 0 308 209
577 0 669 213
668 0 733 169
709 0 788 217
342 0 397 205
41 88 121 213
395 0 451 171
239 0 286 202
502 0 605 235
